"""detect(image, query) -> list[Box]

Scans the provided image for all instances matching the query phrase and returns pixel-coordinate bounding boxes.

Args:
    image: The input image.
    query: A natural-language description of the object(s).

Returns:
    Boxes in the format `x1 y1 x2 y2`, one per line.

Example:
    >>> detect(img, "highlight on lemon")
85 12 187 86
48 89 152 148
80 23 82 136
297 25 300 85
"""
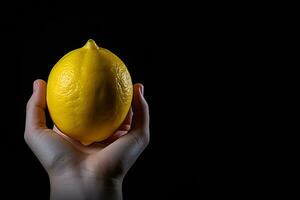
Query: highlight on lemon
46 39 133 145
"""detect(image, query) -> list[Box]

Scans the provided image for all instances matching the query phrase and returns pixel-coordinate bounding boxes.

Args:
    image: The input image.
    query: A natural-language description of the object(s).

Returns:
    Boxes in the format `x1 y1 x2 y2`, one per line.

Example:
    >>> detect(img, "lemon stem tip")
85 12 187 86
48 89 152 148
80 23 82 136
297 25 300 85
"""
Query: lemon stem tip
84 39 99 49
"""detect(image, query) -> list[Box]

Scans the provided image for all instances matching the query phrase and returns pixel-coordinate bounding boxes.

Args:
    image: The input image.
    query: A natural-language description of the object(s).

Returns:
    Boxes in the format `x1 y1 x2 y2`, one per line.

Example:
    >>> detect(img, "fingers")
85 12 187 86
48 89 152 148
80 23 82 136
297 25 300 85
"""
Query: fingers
24 80 82 173
25 79 48 132
115 83 150 146
118 108 133 131
131 83 150 137
100 83 150 174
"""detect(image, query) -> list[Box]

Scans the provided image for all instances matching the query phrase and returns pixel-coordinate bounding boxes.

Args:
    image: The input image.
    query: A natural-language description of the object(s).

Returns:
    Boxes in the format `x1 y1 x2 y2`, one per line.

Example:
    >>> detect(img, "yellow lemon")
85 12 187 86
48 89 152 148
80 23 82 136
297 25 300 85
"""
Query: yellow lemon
46 39 133 145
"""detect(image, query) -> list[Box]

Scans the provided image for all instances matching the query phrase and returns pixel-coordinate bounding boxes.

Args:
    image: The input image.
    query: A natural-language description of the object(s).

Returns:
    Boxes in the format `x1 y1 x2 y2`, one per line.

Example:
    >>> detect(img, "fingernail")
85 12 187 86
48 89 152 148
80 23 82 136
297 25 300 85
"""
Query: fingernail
33 80 38 92
140 85 144 95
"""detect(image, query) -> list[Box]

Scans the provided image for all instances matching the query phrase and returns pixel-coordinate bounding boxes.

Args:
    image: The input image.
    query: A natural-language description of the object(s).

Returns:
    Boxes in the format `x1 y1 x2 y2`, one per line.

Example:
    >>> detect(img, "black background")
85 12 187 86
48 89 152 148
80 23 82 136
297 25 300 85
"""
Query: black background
1 1 211 199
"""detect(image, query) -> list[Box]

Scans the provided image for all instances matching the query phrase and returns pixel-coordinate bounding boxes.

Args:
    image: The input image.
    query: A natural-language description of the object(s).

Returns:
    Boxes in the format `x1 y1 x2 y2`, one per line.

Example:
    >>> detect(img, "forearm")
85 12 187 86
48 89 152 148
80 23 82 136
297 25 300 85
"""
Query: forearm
49 174 122 200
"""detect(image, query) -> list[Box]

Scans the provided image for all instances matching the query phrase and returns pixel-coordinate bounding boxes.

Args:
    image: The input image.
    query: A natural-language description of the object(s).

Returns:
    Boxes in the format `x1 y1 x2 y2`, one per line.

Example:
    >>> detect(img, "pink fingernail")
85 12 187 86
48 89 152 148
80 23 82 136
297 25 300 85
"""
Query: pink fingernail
33 81 38 92
140 85 144 95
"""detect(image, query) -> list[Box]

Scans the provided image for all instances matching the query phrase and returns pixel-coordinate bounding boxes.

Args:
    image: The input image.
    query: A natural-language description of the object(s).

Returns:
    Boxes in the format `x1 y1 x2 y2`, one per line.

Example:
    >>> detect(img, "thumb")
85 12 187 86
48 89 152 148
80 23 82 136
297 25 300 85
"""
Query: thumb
131 83 150 133
25 79 47 133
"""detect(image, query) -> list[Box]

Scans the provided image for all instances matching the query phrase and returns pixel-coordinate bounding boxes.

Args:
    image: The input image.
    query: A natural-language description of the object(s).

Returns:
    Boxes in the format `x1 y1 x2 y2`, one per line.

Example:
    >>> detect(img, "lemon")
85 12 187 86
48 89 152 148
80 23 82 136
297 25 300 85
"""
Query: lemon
46 39 133 145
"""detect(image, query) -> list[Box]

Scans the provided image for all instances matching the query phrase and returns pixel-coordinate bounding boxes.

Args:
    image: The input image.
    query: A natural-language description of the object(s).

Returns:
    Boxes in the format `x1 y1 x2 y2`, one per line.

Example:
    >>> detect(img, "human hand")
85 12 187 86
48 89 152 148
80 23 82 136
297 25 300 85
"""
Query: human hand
24 79 150 200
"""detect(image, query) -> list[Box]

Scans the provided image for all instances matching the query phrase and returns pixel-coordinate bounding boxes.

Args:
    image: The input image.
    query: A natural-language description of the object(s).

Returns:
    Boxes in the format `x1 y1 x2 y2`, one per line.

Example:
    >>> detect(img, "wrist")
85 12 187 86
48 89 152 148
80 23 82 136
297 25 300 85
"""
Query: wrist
49 171 123 200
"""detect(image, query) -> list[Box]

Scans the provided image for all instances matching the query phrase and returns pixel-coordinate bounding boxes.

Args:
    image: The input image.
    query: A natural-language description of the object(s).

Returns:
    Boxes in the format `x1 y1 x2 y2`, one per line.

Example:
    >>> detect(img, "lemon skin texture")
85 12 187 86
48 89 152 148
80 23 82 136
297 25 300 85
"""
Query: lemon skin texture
47 39 133 145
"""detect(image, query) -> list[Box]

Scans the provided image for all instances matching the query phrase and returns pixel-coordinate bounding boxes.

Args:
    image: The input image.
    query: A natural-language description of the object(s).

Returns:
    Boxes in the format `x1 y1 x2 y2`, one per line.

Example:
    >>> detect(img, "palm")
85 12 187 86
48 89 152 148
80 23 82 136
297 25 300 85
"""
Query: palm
44 113 132 179
25 80 149 182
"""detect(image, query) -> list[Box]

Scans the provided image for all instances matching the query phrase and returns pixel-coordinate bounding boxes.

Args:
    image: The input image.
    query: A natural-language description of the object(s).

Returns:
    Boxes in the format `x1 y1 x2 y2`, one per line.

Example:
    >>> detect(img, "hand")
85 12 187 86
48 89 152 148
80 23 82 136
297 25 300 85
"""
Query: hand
24 79 150 200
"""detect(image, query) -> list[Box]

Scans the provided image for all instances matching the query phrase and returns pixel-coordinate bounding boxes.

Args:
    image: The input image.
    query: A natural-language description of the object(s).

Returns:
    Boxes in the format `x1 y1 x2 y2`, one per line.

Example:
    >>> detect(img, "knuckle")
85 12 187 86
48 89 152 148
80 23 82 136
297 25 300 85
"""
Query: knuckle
144 132 150 146
24 128 30 141
24 130 31 145
143 100 149 111
133 132 150 147
26 99 32 111
24 132 28 143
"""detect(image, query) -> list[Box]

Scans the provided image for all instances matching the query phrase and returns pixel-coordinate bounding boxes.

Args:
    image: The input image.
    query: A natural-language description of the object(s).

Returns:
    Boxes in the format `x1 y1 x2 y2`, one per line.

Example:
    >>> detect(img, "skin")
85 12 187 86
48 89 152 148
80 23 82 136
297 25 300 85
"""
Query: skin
24 79 150 200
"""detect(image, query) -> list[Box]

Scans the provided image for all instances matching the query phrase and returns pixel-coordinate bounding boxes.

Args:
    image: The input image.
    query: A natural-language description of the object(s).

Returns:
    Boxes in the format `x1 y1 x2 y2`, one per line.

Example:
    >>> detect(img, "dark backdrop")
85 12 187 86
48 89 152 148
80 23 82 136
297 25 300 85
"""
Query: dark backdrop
1 1 210 199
